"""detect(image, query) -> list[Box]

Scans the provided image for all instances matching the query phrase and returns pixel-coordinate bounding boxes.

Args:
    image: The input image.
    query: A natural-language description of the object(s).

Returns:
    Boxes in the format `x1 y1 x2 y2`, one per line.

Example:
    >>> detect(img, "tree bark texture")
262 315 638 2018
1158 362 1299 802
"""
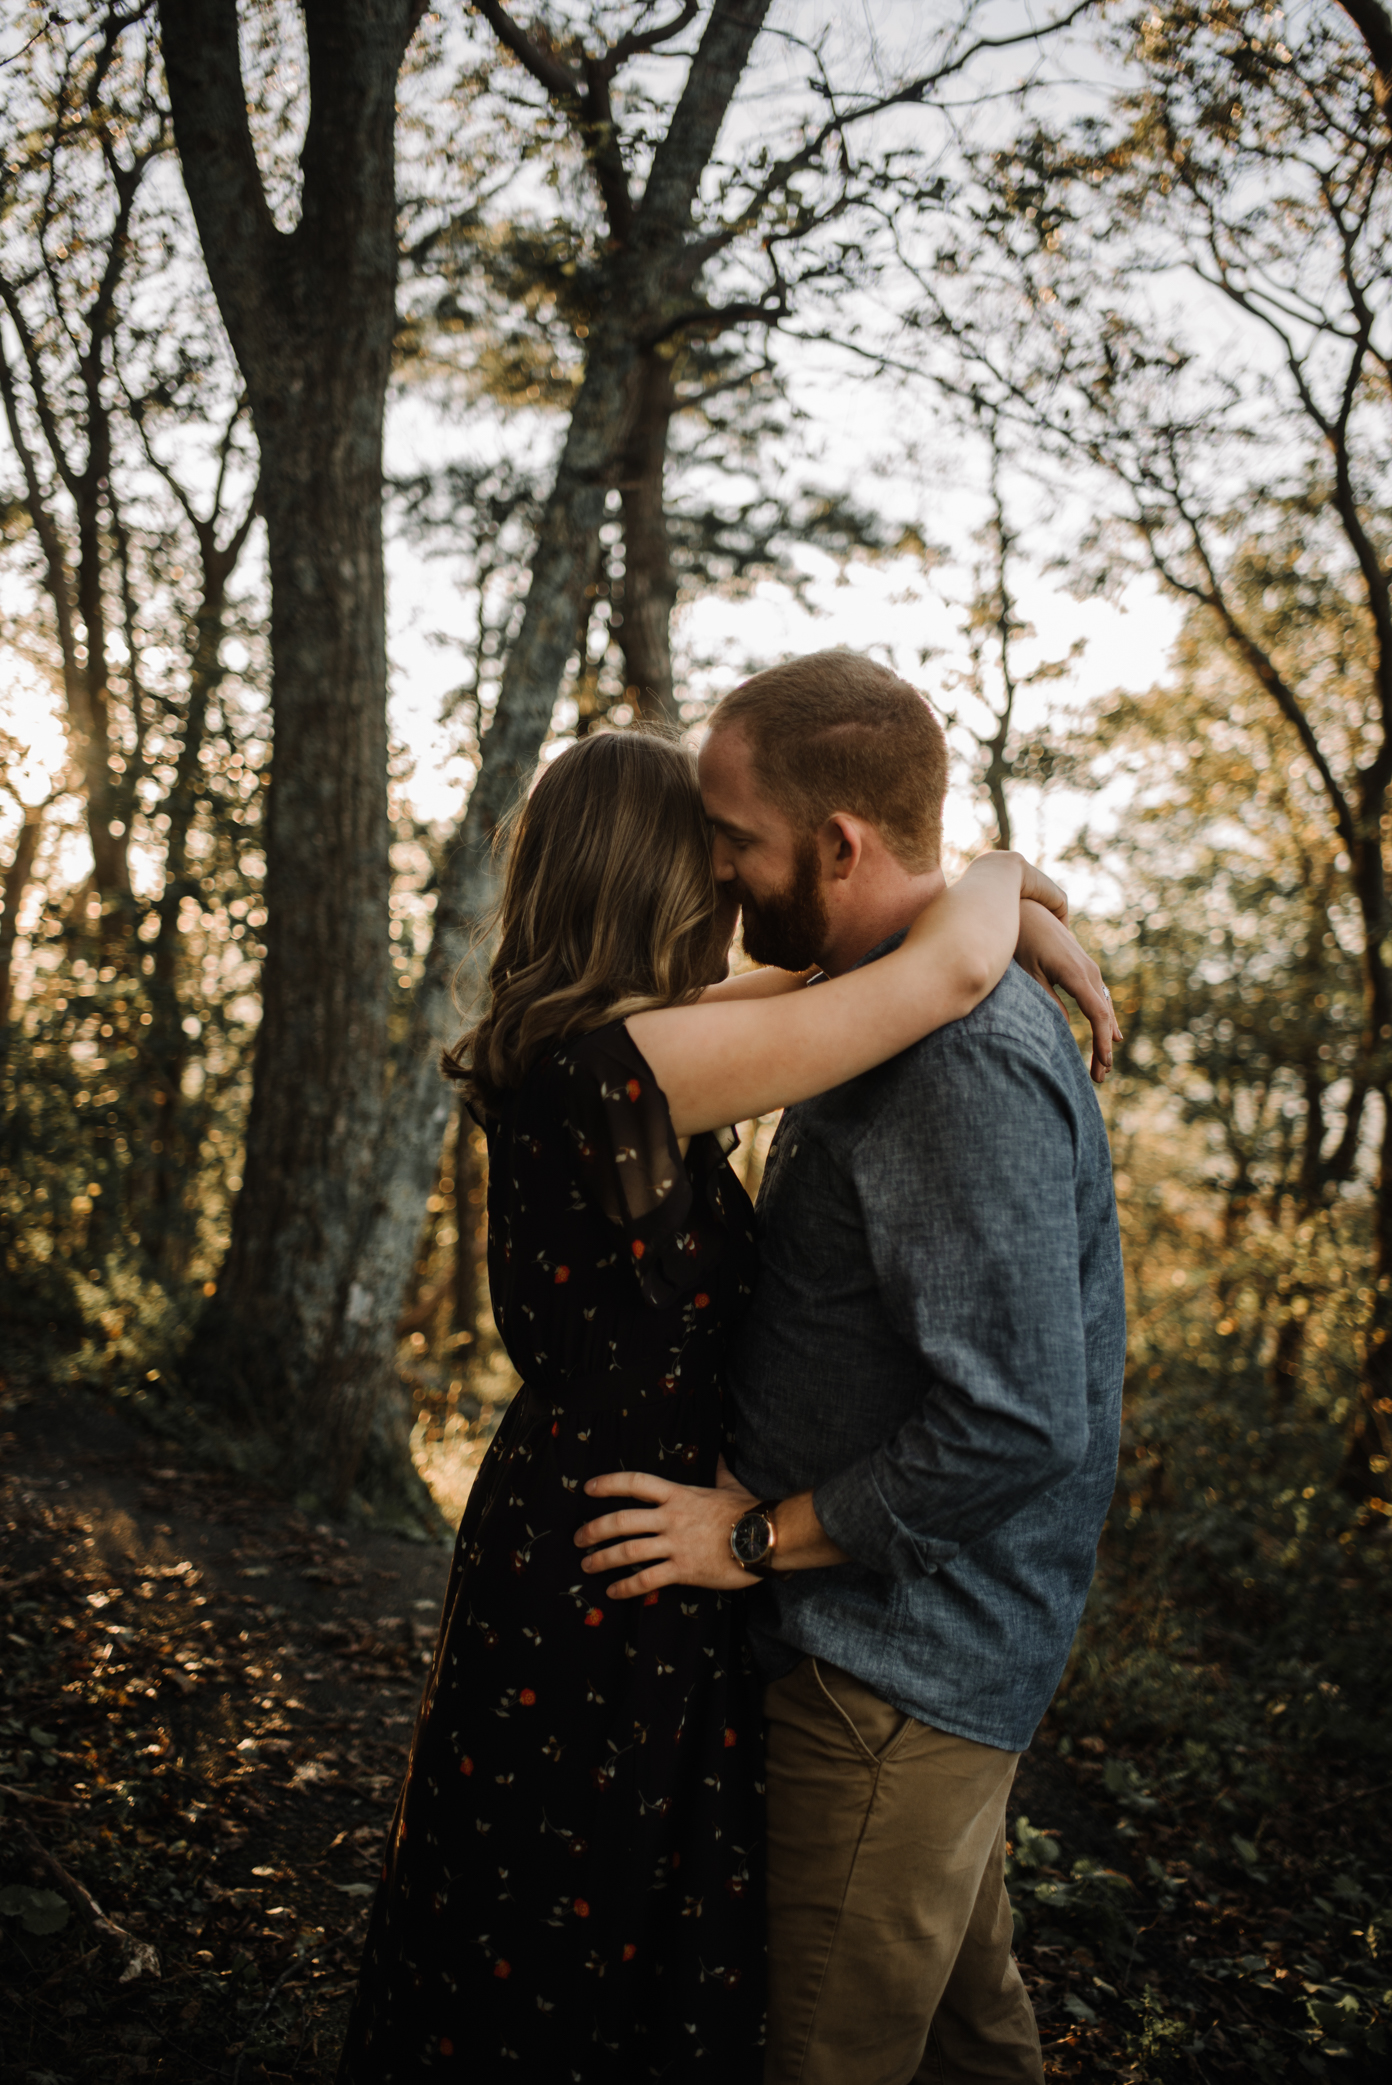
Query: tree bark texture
0 807 43 1030
160 0 421 1445
618 349 681 724
314 0 771 1510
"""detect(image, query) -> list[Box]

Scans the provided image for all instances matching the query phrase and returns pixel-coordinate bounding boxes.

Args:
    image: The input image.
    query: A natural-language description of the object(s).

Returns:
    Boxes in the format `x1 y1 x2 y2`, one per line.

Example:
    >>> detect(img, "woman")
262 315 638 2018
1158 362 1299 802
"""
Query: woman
337 730 1112 2084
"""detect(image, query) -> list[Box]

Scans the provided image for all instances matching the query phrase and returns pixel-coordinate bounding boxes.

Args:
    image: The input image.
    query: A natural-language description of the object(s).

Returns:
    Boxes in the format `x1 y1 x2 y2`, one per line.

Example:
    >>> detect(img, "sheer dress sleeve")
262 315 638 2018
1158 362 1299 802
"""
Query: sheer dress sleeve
547 1022 729 1310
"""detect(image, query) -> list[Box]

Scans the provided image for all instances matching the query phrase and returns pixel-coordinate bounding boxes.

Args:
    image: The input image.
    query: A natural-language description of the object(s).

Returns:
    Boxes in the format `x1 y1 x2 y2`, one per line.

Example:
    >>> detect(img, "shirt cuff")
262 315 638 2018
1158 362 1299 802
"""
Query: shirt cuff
812 1459 961 1582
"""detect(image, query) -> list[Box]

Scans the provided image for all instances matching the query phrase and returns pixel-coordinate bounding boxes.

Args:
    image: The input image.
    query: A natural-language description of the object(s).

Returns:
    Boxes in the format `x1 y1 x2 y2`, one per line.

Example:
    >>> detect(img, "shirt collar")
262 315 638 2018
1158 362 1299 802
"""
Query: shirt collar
807 929 906 987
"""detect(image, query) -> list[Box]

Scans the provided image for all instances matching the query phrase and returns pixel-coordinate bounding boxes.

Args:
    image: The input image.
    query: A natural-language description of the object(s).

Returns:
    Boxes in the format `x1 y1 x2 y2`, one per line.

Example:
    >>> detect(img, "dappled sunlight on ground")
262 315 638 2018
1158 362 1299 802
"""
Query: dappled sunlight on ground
409 1348 520 1533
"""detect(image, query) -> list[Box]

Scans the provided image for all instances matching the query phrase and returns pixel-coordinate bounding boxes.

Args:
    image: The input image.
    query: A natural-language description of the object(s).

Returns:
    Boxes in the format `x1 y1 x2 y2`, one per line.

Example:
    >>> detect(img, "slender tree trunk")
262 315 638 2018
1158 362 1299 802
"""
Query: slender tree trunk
618 349 680 725
160 0 419 1458
453 1099 480 1342
0 334 131 907
0 807 42 1029
1341 808 1392 1499
139 545 247 1264
313 0 772 1515
312 317 641 1507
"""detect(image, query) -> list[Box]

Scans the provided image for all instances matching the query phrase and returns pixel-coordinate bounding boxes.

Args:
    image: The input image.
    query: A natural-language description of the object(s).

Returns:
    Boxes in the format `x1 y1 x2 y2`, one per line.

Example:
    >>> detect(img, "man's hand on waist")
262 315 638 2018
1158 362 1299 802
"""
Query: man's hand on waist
575 1463 847 1597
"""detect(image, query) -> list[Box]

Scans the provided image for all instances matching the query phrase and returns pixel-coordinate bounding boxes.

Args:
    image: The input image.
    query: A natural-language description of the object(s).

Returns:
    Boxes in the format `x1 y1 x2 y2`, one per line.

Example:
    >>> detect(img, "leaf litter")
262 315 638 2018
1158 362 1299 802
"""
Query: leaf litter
2 1382 1389 2081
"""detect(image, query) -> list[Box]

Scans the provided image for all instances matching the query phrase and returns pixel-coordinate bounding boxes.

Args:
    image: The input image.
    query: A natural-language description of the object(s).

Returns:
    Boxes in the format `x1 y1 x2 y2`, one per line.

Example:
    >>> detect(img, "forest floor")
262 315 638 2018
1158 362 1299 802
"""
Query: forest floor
1 1381 1388 2084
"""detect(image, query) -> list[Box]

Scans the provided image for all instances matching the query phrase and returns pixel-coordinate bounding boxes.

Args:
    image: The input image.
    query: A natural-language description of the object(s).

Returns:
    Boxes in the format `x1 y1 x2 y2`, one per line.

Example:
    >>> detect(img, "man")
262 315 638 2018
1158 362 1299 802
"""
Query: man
579 650 1126 2084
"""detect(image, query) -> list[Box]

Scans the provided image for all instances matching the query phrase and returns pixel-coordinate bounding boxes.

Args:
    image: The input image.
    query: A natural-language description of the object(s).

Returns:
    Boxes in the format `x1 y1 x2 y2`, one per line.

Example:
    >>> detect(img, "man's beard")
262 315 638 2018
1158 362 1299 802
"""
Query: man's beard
738 833 830 971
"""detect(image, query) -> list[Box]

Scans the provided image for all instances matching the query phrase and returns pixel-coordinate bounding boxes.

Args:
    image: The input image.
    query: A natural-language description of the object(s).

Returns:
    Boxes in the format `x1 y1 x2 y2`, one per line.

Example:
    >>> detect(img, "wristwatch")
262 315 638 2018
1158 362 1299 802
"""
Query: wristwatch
730 1499 782 1577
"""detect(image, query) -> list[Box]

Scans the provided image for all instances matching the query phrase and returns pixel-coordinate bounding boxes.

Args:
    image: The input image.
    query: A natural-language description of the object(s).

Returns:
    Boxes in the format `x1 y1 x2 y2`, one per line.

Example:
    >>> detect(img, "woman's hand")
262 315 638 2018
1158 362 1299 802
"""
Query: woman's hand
574 1458 759 1597
1015 900 1121 1082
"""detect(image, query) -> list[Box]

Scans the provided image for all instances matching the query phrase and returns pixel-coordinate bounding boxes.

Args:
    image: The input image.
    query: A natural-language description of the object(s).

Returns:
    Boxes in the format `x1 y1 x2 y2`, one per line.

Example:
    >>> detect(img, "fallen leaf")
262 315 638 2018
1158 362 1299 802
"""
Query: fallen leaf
0 1885 70 1935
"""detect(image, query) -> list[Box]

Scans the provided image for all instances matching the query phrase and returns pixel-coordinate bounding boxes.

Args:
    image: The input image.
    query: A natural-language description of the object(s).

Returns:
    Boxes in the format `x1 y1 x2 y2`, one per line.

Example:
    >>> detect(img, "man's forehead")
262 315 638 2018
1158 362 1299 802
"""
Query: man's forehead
699 725 773 822
699 720 755 791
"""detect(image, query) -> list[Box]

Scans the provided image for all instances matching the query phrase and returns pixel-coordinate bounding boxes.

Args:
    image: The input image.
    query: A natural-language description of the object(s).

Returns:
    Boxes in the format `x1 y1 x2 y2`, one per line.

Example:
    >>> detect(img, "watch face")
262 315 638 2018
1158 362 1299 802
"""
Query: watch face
732 1510 773 1568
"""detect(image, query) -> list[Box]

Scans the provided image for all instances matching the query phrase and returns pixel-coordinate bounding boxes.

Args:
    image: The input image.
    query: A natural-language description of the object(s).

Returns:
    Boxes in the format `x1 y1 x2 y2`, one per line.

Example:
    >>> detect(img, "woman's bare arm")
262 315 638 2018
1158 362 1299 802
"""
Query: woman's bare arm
627 852 1031 1138
696 965 815 1004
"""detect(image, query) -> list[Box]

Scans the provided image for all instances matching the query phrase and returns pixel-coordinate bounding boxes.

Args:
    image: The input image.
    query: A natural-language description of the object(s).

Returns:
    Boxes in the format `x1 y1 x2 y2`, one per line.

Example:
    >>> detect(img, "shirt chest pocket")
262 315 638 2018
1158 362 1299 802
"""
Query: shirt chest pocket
758 1128 873 1296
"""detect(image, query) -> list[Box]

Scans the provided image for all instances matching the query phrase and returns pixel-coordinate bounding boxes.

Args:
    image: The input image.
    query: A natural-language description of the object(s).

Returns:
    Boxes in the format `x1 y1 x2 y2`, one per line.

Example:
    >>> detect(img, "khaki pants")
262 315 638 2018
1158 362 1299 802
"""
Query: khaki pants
764 1658 1043 2085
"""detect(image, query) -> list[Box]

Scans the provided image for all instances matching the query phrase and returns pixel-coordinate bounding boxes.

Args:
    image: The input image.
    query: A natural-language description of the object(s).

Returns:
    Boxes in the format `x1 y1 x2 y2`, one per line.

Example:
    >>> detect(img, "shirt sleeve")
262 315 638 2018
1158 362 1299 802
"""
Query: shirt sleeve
548 1022 724 1310
811 1026 1091 1578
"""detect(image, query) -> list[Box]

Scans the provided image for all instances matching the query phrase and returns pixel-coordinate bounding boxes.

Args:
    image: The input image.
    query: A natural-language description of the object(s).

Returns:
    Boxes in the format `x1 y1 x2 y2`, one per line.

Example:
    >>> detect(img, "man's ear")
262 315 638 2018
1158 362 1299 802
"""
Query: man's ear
823 814 863 882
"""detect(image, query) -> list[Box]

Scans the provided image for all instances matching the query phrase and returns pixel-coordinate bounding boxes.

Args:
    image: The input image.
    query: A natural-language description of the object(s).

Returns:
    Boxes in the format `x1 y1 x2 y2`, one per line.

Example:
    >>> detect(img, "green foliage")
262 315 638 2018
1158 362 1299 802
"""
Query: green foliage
1007 1818 1137 1965
1050 592 1392 1776
1124 1987 1192 2078
0 1885 70 1937
1 865 263 1368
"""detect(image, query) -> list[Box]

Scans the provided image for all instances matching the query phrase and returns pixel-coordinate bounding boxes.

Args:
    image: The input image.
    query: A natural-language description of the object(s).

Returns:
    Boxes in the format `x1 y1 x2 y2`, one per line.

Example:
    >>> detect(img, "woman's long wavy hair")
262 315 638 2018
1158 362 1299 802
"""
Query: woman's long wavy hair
444 730 730 1115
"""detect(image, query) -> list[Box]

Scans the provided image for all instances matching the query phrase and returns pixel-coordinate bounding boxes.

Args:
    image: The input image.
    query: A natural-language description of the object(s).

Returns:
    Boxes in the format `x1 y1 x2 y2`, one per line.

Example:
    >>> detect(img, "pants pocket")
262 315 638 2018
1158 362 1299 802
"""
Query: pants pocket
811 1659 915 1767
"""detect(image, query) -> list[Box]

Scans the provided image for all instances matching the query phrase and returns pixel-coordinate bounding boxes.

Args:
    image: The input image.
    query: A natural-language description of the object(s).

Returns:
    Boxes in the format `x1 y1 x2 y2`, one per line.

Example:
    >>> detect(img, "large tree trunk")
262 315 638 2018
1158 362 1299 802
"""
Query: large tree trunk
312 0 772 1514
160 0 420 1467
203 433 393 1425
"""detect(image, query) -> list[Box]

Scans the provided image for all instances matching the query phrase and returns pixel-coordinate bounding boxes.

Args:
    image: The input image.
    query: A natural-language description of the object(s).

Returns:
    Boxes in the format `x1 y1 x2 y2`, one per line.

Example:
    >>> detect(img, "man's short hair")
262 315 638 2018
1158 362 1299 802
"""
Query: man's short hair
709 648 949 872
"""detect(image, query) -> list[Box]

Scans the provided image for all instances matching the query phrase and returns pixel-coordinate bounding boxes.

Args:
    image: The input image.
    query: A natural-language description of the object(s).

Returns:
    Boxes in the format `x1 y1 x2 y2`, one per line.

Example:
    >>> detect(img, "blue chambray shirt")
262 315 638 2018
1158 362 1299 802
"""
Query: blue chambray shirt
728 956 1126 1755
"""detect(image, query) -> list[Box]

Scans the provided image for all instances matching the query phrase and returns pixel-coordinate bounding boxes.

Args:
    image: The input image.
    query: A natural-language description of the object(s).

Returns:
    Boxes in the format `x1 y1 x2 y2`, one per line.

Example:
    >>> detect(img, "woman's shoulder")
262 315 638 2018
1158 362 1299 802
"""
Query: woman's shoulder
548 1017 644 1079
496 1020 651 1130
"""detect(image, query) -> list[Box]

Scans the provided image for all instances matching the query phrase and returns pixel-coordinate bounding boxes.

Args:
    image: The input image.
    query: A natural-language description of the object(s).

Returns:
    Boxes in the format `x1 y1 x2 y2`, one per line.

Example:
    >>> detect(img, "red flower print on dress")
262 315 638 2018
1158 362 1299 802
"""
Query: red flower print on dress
518 1686 537 1705
574 1897 591 1917
631 1238 645 1259
694 1292 710 1309
460 1756 474 1775
622 1943 638 1961
554 1265 570 1284
493 1960 511 1979
439 2037 455 2055
584 1607 604 1626
626 1078 641 1101
643 1590 660 1606
724 1727 738 1748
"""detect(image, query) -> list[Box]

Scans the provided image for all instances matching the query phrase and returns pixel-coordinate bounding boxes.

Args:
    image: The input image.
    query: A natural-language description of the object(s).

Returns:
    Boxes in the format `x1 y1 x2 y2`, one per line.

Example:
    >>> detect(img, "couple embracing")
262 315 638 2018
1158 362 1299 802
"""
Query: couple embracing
338 650 1126 2084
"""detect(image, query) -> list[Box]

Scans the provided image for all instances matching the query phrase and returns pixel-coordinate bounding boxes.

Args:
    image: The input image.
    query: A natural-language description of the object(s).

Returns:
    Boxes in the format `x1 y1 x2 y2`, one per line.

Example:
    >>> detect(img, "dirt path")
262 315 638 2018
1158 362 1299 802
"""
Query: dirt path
2 1383 1387 2082
0 1384 452 2082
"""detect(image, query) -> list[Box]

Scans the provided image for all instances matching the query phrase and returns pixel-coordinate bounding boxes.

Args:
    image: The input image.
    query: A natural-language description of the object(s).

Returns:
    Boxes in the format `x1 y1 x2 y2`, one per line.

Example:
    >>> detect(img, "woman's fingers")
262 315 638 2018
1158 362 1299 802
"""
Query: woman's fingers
1020 907 1122 1085
1072 967 1120 1083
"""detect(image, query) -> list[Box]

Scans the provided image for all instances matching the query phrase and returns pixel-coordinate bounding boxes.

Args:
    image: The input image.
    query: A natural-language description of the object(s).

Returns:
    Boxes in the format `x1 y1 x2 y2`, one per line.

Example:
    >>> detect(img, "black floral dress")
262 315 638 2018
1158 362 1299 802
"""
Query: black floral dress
337 1023 765 2083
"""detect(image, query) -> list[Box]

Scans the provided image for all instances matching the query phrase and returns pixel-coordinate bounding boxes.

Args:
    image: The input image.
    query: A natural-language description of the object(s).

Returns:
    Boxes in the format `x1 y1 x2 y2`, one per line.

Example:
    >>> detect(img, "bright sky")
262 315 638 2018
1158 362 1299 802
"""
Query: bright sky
4 0 1185 921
